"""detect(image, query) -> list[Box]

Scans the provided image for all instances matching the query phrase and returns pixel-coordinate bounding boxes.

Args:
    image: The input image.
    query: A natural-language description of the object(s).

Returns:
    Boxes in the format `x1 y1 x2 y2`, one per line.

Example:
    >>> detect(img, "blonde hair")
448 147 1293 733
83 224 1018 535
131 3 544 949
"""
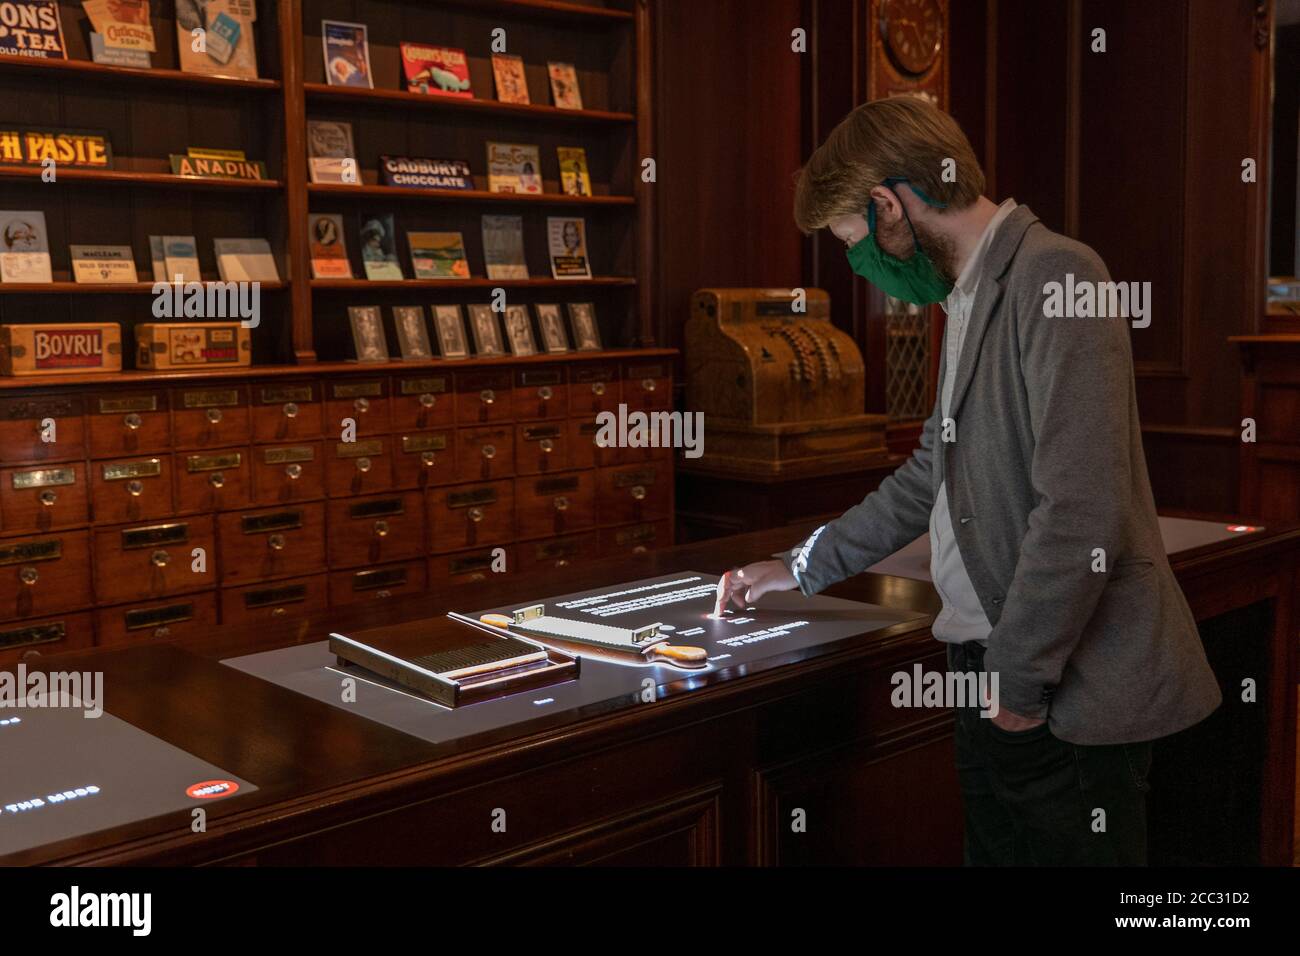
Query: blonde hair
793 96 985 234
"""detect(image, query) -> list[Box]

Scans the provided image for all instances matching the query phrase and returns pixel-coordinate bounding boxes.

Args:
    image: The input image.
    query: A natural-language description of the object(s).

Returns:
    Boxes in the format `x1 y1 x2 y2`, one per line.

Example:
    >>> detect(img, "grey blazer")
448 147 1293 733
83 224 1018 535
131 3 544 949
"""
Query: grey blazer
782 205 1221 745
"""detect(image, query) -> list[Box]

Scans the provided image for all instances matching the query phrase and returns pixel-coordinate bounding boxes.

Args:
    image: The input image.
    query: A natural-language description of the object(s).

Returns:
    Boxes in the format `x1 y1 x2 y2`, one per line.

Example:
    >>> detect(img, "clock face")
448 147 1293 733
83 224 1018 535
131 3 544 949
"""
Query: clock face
880 0 943 76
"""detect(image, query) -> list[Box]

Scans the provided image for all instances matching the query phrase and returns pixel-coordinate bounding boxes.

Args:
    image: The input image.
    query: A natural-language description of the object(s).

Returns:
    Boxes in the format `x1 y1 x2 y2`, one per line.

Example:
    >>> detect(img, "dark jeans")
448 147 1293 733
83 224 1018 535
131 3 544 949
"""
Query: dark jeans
947 640 1153 866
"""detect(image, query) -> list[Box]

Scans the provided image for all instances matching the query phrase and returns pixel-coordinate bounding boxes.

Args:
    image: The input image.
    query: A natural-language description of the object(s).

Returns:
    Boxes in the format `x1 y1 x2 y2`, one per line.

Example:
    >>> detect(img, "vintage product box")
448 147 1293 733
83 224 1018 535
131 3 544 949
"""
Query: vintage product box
0 323 122 376
135 322 251 369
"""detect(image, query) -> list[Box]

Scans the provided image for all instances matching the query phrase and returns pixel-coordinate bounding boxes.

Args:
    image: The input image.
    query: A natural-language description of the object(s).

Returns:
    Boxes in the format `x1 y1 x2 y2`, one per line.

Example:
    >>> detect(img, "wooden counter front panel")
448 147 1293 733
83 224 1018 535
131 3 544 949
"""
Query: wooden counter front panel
0 611 93 665
95 592 219 646
0 531 92 621
251 382 324 443
88 389 171 458
172 386 250 450
428 480 514 553
327 492 425 568
1 463 89 534
0 393 86 465
516 471 596 539
91 457 173 525
251 442 325 505
218 503 326 586
92 517 217 605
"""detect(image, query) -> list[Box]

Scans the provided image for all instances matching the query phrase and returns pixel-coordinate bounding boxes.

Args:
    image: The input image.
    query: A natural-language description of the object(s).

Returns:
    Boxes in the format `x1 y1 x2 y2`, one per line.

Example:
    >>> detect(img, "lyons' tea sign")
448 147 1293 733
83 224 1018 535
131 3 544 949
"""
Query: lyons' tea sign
0 127 114 168
0 1 66 59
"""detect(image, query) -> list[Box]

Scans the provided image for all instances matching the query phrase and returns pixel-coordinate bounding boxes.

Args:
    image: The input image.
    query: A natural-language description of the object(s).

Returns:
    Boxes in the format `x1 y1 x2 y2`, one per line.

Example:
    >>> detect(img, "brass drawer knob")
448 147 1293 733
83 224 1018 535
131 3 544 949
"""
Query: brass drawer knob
539 438 555 454
641 378 656 392
419 393 437 408
553 496 569 512
150 549 170 567
208 471 226 488
479 388 495 405
631 484 647 500
124 412 143 430
555 558 569 568
127 479 144 496
633 545 648 554
376 589 392 599
206 407 223 424
285 463 302 480
354 397 370 413
537 385 553 401
467 506 484 523
39 490 57 506
373 519 390 537
271 607 287 617
283 402 299 418
481 444 496 459
154 625 171 639
591 382 606 396
355 457 372 473
268 533 286 551
421 451 436 467
19 566 38 586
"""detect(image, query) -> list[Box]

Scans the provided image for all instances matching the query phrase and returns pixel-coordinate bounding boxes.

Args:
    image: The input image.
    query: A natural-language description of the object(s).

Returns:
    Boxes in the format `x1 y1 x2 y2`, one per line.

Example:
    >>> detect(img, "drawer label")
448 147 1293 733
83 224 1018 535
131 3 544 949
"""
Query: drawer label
614 468 657 488
0 620 65 650
449 554 493 574
352 567 408 591
573 365 615 383
244 583 306 609
181 389 240 408
0 397 79 420
121 523 189 549
401 434 447 453
519 369 561 386
125 602 194 631
616 525 658 545
12 467 75 490
332 381 383 399
241 510 303 534
627 364 666 379
399 377 447 395
447 487 497 509
535 540 580 559
186 452 241 473
523 425 562 441
102 458 162 481
262 445 316 465
259 385 313 404
348 498 404 519
335 439 383 459
98 395 158 414
535 476 579 495
0 538 61 565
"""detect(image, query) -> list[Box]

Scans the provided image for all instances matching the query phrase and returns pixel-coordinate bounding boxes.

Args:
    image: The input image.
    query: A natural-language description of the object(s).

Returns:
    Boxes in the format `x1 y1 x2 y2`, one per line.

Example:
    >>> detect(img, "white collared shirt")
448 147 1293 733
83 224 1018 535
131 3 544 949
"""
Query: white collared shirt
929 198 1018 643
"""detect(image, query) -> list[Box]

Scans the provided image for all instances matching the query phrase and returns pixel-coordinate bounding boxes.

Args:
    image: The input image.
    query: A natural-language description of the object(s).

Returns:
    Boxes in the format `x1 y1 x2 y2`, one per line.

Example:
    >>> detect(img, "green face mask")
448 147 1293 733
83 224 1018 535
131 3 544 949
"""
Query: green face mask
845 178 953 305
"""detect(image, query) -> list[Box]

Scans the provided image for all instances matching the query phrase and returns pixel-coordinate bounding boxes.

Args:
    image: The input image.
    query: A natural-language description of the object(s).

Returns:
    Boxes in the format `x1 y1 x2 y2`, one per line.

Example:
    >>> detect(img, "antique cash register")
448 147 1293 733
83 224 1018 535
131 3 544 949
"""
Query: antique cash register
683 287 890 478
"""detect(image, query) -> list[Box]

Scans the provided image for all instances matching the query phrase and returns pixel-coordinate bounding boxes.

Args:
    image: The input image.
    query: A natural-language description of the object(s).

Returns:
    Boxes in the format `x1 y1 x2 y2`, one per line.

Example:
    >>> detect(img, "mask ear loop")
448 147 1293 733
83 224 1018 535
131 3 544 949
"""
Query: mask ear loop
871 178 949 251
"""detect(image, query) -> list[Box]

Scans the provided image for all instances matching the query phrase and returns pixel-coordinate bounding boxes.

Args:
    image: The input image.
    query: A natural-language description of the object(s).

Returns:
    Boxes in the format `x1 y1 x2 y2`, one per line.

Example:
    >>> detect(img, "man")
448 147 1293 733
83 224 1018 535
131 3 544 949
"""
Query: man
715 96 1221 866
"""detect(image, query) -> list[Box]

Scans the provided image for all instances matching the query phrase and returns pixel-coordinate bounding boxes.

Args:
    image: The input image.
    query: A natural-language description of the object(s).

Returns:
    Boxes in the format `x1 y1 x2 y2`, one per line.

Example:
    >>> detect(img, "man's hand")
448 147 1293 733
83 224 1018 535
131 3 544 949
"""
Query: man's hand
989 707 1046 732
713 560 798 615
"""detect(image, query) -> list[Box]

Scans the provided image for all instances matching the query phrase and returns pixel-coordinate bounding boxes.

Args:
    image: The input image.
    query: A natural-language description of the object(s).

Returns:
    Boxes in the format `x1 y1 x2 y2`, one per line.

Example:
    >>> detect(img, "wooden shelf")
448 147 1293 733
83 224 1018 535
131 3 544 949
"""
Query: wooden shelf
311 277 635 290
307 183 634 206
0 281 288 294
304 83 635 124
434 0 634 24
0 347 676 390
0 166 283 191
0 55 281 92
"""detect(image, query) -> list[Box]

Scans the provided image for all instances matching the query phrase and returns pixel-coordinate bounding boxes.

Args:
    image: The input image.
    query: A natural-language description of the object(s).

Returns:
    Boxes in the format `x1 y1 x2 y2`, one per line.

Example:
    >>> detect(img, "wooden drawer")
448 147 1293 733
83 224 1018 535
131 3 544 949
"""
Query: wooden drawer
251 381 324 443
568 418 623 469
569 362 621 418
326 378 390 437
623 360 672 412
515 471 596 539
515 421 570 474
327 491 425 568
326 438 394 497
391 373 454 430
429 546 512 584
329 560 427 606
0 532 93 621
428 480 513 554
92 456 174 525
218 503 325 586
251 442 325 505
597 461 672 525
221 574 328 626
514 365 568 420
89 389 171 457
599 520 672 558
455 425 514 483
96 592 218 646
517 532 599 574
1 463 89 534
0 611 93 665
455 369 512 424
624 441 675 465
172 385 250 450
93 517 217 604
393 431 456 489
175 448 251 513
0 393 86 465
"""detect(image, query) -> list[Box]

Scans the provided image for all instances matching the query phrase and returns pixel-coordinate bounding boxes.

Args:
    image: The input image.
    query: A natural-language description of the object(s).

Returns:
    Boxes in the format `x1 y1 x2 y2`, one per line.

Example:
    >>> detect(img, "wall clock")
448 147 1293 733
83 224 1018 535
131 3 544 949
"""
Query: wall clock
869 0 948 105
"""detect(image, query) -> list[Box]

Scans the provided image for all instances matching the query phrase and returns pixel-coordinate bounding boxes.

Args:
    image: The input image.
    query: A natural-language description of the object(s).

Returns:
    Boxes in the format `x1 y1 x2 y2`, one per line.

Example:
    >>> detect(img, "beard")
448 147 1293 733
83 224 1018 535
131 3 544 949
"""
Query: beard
912 219 959 283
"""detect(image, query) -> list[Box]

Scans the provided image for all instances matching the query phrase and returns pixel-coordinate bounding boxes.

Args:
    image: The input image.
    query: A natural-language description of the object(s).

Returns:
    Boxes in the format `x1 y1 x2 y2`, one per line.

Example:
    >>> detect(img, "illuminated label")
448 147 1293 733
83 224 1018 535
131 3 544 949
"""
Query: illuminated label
241 511 303 535
447 487 497 509
12 467 74 490
401 434 446 453
98 395 158 414
102 459 162 481
262 445 315 464
243 584 305 609
3 786 101 816
519 369 561 386
332 381 382 399
0 539 61 565
335 439 382 459
124 603 194 631
121 523 189 549
185 780 240 800
260 385 314 404
186 452 241 473
399 377 447 395
352 567 407 591
349 498 404 519
182 389 240 408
